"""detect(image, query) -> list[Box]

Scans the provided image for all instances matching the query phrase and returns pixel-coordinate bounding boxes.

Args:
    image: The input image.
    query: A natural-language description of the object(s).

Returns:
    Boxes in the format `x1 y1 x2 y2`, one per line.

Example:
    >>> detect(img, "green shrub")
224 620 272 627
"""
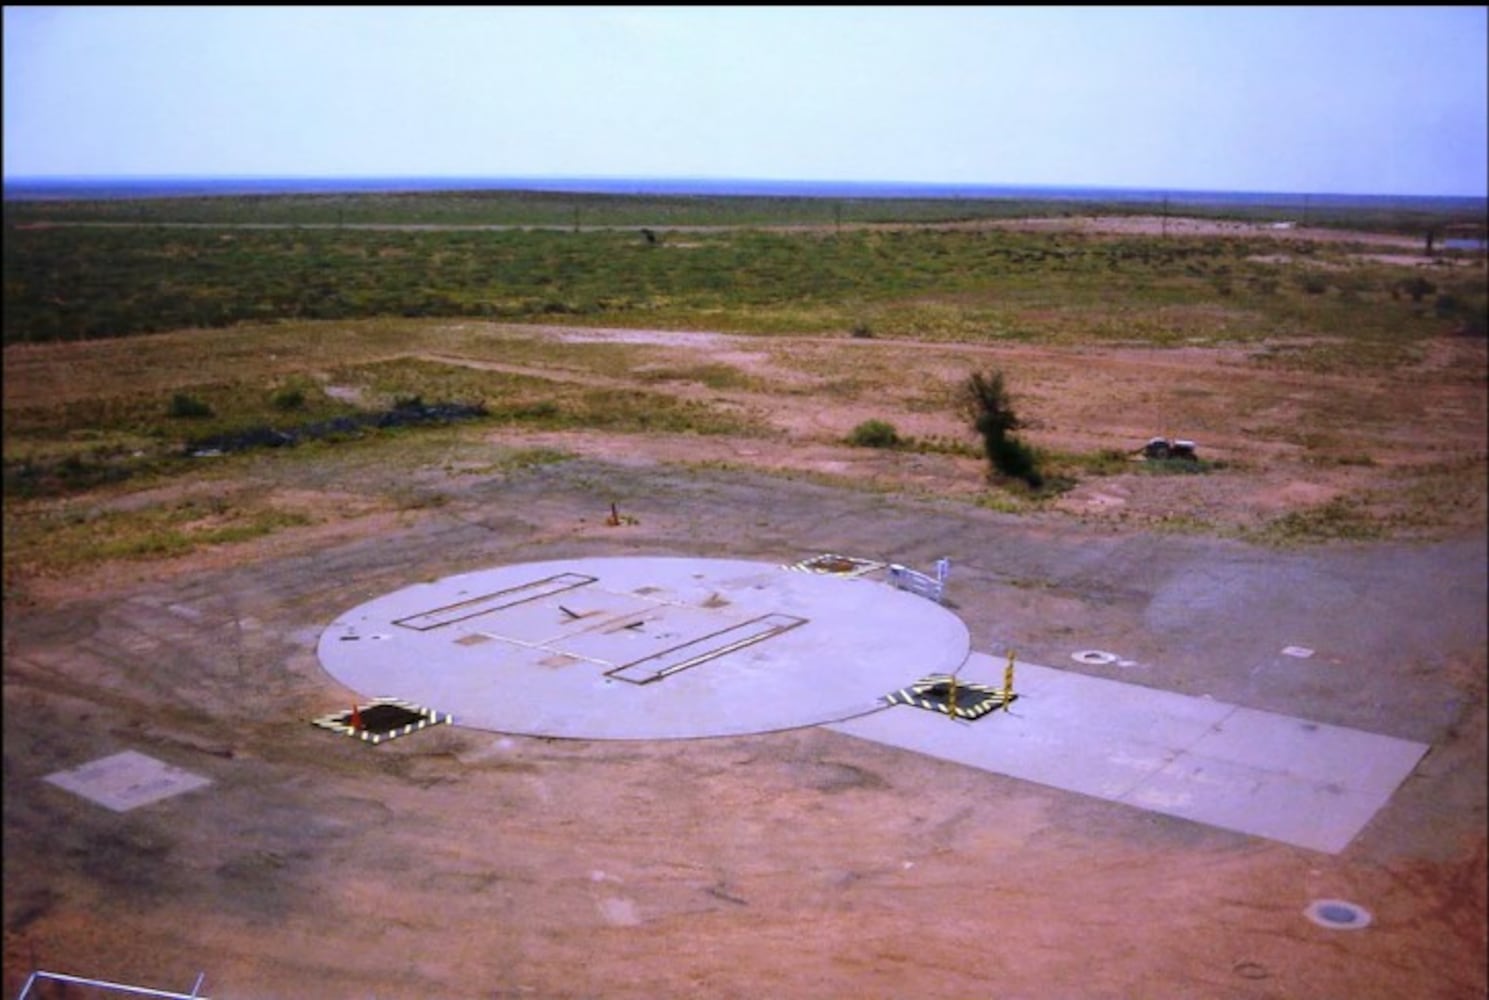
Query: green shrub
167 393 213 418
848 419 901 448
271 386 306 411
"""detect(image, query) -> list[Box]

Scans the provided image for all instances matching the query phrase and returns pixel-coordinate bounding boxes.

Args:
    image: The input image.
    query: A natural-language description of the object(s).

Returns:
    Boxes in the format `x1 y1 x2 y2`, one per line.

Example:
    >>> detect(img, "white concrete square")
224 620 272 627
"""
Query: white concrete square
44 750 212 812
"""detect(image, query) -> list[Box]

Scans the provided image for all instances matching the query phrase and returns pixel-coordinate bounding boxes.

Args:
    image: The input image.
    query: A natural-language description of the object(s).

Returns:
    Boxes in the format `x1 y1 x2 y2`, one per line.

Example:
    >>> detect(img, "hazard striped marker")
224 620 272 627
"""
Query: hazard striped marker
782 553 886 578
311 697 453 745
883 673 1017 721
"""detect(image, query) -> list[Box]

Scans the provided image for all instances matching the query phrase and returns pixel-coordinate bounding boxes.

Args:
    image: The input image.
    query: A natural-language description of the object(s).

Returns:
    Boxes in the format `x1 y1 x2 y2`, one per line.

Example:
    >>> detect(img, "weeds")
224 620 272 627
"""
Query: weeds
635 362 763 391
906 435 982 458
1137 457 1223 475
1047 448 1135 476
4 495 314 576
1243 496 1386 545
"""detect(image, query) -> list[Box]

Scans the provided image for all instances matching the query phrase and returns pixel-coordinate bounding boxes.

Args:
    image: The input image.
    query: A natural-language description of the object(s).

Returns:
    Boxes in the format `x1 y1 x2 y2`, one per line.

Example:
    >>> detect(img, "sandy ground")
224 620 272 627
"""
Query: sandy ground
4 454 1485 1000
3 218 1486 999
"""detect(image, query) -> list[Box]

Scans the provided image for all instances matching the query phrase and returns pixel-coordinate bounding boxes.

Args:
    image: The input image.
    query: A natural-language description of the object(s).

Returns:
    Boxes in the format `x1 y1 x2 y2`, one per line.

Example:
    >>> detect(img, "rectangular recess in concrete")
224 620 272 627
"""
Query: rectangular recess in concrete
606 613 807 685
45 750 211 812
828 657 1429 854
393 573 596 631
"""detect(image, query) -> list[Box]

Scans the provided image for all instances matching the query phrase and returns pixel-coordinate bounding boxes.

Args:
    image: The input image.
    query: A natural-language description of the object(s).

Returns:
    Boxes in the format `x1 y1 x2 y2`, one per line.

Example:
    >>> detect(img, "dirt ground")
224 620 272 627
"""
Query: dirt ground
3 219 1487 999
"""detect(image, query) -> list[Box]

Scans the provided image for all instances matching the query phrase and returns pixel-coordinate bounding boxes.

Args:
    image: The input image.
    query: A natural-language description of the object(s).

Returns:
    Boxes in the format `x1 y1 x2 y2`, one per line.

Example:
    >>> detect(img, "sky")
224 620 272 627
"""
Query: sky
3 6 1486 197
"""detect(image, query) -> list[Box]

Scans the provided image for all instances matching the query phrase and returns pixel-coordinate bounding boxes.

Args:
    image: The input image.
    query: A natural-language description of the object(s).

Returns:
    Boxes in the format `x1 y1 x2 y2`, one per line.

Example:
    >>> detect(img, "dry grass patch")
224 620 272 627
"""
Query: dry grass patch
3 487 315 581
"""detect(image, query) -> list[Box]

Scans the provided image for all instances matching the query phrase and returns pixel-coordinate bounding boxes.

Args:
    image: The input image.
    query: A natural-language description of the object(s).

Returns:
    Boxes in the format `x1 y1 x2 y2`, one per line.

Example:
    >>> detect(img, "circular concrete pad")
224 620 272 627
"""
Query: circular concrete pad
318 557 970 739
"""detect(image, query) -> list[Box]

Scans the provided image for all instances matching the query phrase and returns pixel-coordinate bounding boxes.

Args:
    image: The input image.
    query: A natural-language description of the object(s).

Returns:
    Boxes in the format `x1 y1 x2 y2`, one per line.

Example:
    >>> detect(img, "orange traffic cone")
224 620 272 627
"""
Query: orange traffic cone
349 704 363 730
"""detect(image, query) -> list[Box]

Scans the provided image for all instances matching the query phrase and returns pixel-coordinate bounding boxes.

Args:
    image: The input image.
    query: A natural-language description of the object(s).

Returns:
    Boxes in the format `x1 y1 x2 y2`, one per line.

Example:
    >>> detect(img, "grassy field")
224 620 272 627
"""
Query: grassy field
8 186 1483 230
5 215 1485 345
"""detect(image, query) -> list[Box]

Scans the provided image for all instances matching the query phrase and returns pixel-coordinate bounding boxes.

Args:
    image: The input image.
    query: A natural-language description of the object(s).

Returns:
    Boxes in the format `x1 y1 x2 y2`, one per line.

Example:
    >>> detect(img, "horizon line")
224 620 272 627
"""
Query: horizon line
3 173 1486 203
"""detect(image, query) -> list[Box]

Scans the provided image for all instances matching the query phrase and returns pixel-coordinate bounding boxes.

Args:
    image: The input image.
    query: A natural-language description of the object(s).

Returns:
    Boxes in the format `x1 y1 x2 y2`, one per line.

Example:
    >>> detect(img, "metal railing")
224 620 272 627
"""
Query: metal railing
886 557 950 603
15 970 208 1000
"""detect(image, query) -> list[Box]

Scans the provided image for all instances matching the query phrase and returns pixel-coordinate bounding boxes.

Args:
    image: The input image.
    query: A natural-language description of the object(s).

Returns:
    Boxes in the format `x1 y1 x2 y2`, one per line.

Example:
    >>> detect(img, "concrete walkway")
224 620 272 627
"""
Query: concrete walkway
829 652 1429 854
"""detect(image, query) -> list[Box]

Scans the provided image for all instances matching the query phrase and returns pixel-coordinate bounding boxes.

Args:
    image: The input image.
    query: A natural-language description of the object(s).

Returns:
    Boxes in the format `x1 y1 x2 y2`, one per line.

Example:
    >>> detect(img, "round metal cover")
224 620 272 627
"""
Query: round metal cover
1304 899 1373 930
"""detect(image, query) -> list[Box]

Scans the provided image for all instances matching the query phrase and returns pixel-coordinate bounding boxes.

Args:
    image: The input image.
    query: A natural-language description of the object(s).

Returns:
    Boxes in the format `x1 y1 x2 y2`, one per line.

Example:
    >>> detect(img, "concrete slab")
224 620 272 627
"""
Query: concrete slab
828 654 1429 854
318 557 970 740
44 750 212 813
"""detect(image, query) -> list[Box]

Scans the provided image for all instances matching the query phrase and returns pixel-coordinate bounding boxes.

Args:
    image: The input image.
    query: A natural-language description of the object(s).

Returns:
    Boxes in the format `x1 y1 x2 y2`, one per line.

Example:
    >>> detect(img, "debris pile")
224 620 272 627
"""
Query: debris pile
1141 437 1198 462
187 399 487 457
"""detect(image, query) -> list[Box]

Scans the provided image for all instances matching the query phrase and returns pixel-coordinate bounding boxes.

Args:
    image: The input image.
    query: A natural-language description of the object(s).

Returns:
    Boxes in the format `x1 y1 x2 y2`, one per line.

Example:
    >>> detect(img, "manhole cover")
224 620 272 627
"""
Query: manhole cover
1304 899 1372 930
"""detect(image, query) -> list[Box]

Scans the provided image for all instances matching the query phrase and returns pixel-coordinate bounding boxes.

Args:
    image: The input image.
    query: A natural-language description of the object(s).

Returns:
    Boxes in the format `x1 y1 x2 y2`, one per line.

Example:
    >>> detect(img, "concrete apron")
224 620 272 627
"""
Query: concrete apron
318 556 1426 854
830 652 1428 855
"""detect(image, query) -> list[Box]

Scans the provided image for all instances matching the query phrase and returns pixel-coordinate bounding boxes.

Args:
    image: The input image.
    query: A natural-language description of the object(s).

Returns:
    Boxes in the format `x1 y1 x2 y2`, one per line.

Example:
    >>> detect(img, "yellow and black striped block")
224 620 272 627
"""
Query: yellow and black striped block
311 697 453 745
884 673 1017 720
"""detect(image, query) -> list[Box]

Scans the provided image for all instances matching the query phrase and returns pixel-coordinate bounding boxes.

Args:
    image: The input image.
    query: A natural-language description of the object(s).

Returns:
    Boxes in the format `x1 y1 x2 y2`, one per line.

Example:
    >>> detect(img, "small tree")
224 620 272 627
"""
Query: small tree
961 370 1043 489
